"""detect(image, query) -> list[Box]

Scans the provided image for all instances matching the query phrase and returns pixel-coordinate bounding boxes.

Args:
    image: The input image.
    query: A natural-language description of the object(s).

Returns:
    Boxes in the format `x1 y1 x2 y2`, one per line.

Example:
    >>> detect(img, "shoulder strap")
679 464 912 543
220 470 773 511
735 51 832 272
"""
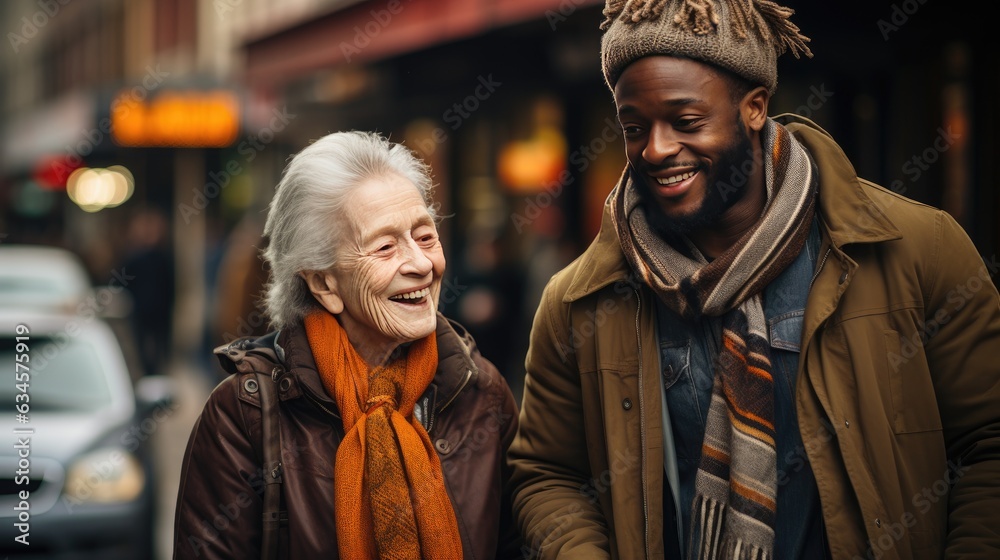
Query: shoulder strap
257 369 283 560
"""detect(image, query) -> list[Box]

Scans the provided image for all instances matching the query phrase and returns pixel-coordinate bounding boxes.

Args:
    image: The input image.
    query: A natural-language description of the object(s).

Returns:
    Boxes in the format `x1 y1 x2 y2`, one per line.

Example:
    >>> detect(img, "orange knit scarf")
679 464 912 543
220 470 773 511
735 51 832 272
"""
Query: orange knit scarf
304 311 463 559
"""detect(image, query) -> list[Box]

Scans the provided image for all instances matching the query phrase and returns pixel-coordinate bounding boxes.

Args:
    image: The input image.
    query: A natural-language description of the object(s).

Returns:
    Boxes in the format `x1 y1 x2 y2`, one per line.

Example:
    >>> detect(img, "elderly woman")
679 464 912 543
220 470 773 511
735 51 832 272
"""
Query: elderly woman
174 131 520 559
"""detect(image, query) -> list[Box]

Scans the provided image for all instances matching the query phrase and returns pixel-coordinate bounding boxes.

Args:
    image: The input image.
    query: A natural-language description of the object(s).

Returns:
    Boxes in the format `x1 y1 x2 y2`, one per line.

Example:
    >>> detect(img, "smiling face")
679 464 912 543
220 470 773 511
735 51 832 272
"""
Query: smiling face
304 174 445 362
614 56 768 237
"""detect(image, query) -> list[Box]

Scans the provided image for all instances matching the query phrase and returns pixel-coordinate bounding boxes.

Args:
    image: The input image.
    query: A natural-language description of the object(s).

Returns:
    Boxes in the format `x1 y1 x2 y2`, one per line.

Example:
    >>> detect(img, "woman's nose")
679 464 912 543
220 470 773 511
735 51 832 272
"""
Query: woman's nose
399 238 433 275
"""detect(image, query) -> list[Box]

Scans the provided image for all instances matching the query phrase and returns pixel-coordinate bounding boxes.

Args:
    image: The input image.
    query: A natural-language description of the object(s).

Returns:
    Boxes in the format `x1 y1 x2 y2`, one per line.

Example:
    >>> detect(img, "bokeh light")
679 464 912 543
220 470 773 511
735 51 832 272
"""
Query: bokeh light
65 166 135 212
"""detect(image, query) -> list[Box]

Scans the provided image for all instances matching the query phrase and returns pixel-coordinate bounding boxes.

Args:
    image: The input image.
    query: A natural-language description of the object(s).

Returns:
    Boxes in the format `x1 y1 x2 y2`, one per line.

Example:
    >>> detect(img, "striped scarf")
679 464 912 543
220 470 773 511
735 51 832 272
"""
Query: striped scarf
612 119 817 560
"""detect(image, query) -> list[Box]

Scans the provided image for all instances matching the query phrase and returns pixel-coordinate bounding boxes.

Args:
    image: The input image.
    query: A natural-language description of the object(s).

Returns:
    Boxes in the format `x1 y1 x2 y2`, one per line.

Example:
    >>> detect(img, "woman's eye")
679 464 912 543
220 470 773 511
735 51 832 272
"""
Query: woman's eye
414 228 438 244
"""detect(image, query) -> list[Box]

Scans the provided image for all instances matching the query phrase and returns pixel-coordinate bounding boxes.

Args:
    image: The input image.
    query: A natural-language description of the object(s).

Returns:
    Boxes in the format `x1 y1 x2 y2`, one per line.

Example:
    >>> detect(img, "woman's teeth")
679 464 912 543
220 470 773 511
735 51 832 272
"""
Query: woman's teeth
656 171 695 185
389 287 430 302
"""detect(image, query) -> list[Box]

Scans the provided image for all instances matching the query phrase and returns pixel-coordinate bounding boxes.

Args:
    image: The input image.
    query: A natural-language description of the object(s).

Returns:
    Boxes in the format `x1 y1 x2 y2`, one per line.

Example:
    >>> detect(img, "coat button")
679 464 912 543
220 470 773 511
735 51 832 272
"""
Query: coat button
434 439 451 454
845 420 850 428
622 398 633 411
875 518 882 528
243 378 259 394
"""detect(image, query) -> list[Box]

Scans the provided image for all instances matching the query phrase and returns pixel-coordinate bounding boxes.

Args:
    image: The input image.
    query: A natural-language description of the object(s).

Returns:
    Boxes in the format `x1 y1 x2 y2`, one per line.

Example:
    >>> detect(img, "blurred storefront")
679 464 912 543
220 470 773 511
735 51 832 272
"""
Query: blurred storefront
1 0 996 383
230 0 999 381
232 0 621 378
0 0 255 368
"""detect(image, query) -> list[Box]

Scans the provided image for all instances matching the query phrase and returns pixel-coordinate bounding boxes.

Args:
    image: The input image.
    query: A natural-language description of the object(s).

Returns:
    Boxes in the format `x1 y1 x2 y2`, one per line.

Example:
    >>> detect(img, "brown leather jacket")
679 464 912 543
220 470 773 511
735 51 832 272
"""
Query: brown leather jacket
173 314 521 559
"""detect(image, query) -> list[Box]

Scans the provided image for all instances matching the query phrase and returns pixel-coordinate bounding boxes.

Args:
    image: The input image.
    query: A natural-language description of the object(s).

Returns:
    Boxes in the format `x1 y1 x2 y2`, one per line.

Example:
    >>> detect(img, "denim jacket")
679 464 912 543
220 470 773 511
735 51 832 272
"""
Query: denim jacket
657 219 827 559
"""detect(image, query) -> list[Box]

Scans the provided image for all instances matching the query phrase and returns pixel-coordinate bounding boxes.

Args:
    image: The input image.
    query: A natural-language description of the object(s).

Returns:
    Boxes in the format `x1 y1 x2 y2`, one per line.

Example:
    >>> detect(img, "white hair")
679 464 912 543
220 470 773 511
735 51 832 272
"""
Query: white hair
262 130 436 329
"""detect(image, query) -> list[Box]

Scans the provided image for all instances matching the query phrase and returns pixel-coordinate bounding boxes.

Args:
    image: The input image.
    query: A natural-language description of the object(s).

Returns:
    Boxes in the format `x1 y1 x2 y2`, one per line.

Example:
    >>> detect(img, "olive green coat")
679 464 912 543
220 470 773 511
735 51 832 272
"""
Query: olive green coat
508 114 1000 559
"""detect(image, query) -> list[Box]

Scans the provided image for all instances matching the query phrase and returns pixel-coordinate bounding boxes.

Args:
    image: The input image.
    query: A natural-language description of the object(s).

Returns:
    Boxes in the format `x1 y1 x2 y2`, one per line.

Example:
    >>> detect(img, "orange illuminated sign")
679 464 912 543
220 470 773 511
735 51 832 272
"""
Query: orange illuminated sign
111 90 240 147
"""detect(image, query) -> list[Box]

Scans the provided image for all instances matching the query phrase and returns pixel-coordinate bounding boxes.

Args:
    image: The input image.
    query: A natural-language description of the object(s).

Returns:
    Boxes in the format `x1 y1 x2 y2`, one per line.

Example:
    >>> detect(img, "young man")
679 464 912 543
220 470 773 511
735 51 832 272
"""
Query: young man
508 1 1000 558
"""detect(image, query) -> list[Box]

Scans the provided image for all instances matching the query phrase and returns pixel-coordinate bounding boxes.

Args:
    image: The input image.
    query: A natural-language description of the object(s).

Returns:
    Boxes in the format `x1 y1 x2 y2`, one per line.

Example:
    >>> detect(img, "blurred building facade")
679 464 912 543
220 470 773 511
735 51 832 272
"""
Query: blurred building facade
1 0 996 381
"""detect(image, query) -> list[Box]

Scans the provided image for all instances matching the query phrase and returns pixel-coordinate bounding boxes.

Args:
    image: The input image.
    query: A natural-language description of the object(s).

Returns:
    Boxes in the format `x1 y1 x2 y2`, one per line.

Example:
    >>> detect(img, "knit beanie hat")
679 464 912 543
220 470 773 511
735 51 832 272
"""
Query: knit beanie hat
600 0 812 93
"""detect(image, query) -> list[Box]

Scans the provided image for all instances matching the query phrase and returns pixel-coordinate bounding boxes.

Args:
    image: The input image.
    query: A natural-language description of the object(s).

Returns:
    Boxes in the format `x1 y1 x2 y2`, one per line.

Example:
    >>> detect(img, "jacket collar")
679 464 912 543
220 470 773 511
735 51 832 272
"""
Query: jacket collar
562 114 902 303
776 113 901 248
562 169 638 303
273 312 477 416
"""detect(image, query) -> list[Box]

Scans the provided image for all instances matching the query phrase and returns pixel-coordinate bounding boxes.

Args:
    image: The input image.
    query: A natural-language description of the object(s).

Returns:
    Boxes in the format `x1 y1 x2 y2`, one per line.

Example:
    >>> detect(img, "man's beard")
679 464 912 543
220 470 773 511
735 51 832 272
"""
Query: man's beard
633 126 755 239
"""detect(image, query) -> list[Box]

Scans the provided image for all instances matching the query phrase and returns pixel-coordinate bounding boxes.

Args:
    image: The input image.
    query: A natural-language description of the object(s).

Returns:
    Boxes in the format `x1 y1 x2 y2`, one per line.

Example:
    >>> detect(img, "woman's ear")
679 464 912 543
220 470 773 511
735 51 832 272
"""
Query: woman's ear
300 271 344 314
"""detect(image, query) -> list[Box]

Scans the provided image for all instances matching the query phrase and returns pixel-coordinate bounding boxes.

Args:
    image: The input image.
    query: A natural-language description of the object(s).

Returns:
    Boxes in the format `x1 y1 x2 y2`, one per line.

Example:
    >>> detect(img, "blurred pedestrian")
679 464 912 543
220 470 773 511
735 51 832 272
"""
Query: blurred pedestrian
121 206 175 376
210 213 270 361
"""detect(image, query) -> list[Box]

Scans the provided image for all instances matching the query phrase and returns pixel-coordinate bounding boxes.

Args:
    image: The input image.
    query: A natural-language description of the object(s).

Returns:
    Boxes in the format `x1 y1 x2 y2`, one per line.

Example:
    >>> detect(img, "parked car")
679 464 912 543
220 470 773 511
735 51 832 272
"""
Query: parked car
0 245 95 312
0 308 172 559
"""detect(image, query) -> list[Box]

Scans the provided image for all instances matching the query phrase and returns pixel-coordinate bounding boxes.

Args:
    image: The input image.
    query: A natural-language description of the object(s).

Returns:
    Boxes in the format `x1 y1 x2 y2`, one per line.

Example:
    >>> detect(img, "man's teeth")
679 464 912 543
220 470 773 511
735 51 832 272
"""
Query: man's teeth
656 171 695 185
389 288 430 301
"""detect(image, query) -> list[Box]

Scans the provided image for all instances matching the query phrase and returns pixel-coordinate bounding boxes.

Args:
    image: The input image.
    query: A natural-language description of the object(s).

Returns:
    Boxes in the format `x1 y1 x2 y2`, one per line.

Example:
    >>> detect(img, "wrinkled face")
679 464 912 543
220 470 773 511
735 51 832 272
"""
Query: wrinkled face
614 56 758 237
313 174 445 358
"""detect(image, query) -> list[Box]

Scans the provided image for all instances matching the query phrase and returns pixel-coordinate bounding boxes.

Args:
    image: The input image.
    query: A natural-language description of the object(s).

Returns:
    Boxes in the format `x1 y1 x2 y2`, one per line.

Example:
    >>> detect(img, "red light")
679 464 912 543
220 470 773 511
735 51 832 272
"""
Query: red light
33 155 83 190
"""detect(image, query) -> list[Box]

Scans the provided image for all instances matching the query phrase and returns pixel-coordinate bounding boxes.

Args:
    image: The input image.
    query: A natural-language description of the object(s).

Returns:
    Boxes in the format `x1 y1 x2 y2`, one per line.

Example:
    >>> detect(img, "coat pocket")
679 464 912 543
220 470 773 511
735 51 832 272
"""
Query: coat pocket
884 330 943 434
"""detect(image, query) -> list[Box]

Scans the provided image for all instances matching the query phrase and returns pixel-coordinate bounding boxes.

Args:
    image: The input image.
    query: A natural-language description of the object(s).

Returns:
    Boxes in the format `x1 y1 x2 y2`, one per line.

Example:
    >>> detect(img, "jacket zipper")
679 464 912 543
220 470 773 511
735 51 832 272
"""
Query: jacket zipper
808 247 832 293
633 287 651 559
427 367 474 435
303 388 339 419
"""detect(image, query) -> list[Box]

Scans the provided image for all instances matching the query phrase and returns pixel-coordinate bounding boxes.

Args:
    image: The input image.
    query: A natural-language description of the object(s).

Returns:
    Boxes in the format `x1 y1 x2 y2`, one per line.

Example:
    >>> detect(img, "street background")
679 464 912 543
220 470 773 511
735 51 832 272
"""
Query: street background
0 0 996 558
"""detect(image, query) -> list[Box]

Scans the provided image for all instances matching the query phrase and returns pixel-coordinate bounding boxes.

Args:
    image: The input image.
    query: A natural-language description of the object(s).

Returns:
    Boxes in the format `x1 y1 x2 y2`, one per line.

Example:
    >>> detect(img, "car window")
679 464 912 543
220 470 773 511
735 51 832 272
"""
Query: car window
1 336 113 412
0 277 74 300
